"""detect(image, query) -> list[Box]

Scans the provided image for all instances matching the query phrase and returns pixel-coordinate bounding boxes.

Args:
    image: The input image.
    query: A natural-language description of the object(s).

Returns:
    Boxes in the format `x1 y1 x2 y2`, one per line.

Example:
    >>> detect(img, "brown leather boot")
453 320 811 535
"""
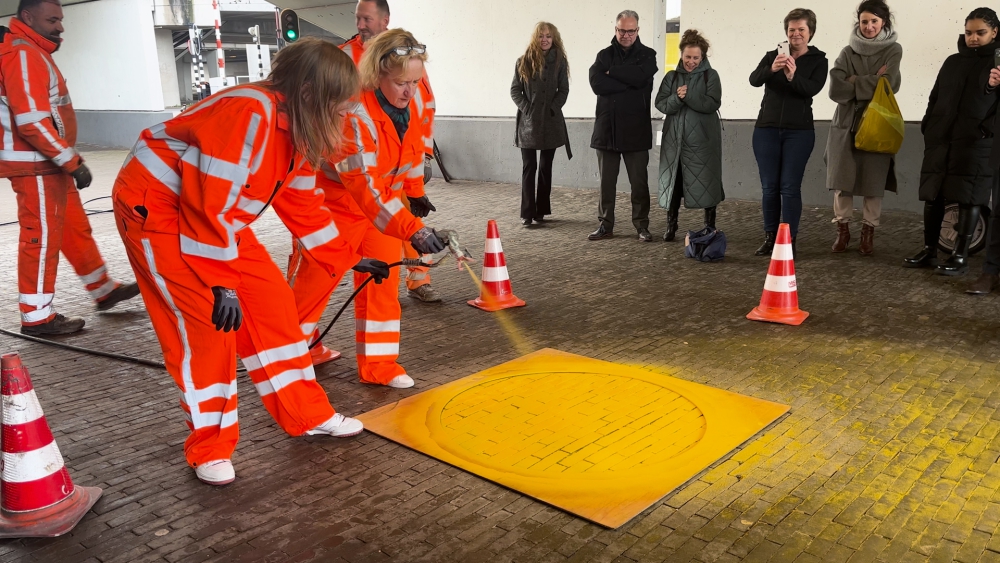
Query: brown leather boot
832 222 850 253
859 224 874 256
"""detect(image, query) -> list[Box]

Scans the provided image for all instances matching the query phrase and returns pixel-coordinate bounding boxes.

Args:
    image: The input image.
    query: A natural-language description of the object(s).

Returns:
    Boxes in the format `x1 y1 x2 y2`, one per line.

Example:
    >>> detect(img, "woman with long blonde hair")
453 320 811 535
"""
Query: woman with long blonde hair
111 38 382 486
511 21 571 226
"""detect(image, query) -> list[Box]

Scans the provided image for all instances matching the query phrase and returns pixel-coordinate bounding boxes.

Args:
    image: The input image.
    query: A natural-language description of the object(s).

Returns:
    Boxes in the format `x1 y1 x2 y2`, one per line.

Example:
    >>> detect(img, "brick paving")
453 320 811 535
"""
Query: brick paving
2 150 1000 562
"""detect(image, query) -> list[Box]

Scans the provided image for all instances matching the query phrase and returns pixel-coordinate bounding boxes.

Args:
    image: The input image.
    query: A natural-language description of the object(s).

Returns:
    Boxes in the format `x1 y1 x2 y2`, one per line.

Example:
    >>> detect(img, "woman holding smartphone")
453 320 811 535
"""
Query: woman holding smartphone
904 7 999 276
749 8 828 257
826 0 902 256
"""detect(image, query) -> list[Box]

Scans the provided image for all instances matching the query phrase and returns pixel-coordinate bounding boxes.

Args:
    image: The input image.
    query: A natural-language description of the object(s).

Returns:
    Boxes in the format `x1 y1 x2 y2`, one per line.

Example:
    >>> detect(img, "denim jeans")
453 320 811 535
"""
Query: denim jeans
752 127 816 237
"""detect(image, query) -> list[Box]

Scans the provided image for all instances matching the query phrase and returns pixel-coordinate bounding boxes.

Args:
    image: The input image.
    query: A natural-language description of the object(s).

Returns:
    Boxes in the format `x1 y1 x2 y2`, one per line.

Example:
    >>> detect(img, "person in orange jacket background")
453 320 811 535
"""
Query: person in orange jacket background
0 0 140 336
344 0 442 303
112 38 391 486
289 29 447 390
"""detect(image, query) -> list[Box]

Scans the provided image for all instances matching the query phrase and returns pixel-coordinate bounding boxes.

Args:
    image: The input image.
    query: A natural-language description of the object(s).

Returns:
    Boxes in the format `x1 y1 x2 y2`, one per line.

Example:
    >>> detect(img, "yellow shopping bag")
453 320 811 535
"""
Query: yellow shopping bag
854 75 904 154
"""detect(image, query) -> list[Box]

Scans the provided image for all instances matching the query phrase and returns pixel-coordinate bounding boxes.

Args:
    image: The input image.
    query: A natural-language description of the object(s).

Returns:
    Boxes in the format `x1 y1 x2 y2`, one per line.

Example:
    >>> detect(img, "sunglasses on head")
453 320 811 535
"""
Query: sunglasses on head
381 44 427 61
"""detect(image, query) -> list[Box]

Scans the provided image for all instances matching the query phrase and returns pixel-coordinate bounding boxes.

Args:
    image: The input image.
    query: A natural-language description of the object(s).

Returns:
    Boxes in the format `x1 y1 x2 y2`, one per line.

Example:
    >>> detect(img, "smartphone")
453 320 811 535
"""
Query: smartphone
994 47 1000 68
777 41 790 57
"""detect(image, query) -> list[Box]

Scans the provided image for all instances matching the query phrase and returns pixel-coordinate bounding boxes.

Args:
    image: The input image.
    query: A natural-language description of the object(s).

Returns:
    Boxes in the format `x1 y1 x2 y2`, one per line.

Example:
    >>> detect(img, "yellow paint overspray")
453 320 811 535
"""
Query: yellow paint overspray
462 265 534 356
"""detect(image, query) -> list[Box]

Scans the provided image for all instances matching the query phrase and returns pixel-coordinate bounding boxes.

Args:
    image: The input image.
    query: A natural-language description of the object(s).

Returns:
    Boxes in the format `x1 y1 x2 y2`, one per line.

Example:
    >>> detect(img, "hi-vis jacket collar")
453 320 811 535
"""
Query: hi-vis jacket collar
8 19 58 54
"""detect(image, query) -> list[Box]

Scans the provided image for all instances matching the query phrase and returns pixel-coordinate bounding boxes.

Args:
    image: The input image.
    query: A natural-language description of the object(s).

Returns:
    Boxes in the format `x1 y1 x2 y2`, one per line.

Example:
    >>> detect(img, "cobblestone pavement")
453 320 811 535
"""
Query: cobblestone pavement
3 152 1000 562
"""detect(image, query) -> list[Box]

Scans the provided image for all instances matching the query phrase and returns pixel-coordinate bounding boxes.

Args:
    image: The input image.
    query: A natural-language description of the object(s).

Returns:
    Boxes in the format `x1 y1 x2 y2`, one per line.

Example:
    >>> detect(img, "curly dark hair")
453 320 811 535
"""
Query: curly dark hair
967 7 1000 31
857 1 893 33
679 29 710 57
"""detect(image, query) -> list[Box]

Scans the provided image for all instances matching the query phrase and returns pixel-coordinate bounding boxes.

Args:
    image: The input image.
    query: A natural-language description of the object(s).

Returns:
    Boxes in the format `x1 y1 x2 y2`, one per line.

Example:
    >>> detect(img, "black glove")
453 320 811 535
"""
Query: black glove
352 258 391 284
409 195 436 218
210 286 243 332
410 227 446 255
70 164 92 190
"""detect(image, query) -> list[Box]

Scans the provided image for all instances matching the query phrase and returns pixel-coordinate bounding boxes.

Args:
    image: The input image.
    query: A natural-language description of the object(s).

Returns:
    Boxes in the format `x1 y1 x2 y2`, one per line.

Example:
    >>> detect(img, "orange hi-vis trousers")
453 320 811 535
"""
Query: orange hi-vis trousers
291 197 407 386
402 241 430 291
12 173 118 326
115 203 337 467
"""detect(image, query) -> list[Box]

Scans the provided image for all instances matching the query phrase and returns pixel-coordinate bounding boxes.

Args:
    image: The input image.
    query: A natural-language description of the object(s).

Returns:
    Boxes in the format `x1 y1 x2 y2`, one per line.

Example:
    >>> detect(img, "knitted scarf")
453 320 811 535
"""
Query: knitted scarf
375 89 409 141
849 24 897 57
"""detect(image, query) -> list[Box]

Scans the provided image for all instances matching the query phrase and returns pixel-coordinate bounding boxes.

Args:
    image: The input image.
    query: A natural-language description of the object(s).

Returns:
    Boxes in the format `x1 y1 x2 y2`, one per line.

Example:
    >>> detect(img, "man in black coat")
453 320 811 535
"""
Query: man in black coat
588 9 658 241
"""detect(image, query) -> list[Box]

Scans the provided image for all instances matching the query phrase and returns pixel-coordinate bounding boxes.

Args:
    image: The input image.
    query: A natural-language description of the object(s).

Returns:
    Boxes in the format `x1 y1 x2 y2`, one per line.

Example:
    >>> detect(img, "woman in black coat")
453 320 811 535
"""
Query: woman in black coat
510 22 571 226
904 8 1000 275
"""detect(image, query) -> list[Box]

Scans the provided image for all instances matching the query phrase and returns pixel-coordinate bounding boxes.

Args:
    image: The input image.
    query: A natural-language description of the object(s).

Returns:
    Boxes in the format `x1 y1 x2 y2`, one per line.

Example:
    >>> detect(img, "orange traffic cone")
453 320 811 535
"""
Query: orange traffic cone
468 220 526 312
0 353 101 538
747 223 809 326
308 329 340 366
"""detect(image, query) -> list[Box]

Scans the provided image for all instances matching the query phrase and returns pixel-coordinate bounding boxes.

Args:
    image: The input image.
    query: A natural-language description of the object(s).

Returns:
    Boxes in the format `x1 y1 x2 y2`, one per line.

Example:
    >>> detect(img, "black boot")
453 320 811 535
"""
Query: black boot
755 231 777 256
903 200 945 268
704 206 717 229
663 197 680 241
936 204 980 276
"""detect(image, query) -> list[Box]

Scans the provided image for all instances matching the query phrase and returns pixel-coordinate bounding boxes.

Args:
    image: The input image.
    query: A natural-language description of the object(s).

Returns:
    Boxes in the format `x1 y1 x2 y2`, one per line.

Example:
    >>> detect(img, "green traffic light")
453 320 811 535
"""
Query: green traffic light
286 29 297 41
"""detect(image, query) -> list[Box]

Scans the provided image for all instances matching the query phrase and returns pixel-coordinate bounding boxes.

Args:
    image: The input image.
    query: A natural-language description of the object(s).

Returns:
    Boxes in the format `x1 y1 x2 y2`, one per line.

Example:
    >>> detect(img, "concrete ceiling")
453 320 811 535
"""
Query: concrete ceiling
0 0 93 18
269 0 356 41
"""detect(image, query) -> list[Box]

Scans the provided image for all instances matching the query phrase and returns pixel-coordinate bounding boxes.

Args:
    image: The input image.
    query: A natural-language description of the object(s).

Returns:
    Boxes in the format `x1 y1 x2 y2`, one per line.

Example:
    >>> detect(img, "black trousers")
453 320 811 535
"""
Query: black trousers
520 148 556 220
596 149 650 231
984 177 1000 274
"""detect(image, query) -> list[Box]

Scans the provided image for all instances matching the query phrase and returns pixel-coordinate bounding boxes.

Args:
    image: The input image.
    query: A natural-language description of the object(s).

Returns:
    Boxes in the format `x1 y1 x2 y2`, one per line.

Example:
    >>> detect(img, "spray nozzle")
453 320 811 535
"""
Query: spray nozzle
415 229 476 270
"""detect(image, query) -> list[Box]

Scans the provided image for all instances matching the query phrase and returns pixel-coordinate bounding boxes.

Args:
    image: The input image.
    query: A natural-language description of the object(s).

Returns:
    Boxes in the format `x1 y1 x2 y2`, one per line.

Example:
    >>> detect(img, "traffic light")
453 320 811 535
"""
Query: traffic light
280 9 299 43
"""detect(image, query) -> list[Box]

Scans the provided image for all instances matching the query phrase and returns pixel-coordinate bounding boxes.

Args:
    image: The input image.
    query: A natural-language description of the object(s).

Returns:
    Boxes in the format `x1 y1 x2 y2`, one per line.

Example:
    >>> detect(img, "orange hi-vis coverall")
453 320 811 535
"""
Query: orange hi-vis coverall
0 19 122 325
341 34 436 291
290 89 426 385
112 85 358 467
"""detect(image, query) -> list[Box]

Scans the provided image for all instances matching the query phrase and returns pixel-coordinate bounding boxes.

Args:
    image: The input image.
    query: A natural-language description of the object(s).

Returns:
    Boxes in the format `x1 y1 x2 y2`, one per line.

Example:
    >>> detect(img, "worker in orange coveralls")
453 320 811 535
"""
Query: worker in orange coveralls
343 0 442 303
111 39 391 486
0 0 140 336
288 29 447 390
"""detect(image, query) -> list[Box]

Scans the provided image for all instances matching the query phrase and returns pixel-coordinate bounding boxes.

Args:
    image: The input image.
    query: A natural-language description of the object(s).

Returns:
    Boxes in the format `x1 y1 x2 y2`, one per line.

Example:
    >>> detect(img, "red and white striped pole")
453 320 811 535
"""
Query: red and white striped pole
213 0 225 86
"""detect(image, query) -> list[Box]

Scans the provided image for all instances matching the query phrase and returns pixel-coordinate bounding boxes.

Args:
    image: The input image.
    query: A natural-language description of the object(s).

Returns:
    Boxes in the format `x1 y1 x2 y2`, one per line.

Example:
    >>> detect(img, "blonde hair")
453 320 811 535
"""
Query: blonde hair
518 21 569 83
267 37 359 167
357 28 428 90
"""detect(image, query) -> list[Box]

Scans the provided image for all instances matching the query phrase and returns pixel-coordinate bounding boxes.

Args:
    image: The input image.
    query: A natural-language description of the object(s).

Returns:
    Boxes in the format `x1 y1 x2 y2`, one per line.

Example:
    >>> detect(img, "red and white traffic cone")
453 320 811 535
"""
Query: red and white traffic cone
747 223 809 326
468 220 526 312
308 329 340 366
0 353 101 538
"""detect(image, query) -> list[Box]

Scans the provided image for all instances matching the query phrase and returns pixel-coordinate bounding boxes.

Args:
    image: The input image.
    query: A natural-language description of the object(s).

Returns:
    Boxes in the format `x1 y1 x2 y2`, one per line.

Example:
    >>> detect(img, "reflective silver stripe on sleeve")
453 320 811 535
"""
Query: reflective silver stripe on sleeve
335 151 376 173
179 234 238 261
14 111 50 126
181 86 273 174
407 166 423 179
287 174 316 191
299 223 340 250
320 162 342 183
18 50 37 112
32 122 69 156
130 140 182 194
236 197 265 215
425 101 435 110
374 197 404 231
52 147 77 167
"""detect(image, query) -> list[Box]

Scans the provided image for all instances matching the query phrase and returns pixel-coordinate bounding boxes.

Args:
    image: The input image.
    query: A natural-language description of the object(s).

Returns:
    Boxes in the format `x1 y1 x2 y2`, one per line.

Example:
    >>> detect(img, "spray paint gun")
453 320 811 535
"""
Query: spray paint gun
401 229 476 270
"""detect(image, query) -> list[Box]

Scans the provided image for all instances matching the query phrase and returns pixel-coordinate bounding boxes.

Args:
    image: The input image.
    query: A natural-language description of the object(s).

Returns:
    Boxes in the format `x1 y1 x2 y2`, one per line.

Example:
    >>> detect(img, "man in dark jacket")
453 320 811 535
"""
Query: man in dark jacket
588 10 658 241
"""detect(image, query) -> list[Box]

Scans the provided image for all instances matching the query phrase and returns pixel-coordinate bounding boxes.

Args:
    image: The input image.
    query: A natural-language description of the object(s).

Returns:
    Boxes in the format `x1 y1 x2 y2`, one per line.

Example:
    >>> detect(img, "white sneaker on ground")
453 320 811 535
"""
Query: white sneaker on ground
387 375 414 389
195 459 235 485
305 413 364 437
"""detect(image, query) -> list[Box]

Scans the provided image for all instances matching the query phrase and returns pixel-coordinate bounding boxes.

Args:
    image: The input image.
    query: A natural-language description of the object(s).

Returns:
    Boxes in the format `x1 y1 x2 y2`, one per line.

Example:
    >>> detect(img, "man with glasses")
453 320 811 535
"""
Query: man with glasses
587 9 658 242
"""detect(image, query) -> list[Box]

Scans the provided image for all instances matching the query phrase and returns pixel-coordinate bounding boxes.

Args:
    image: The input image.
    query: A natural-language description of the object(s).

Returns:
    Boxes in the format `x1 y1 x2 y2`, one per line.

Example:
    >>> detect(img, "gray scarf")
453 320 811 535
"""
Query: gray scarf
849 24 897 56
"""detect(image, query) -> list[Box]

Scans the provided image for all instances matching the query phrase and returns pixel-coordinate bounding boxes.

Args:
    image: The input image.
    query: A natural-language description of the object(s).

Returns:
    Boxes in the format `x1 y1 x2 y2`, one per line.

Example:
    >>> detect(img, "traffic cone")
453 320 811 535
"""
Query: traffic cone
0 353 102 538
468 220 526 312
747 223 809 326
308 330 340 366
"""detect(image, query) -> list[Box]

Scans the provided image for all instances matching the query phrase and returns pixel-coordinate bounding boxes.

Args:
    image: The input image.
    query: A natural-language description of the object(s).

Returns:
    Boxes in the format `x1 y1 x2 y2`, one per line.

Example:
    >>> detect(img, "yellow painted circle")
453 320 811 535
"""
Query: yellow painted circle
436 371 706 478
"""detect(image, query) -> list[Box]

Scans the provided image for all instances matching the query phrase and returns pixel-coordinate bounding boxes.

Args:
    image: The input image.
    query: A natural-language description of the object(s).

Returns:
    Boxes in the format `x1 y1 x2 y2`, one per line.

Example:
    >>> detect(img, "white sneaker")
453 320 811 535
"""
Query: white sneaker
387 375 414 389
305 413 364 437
195 459 235 485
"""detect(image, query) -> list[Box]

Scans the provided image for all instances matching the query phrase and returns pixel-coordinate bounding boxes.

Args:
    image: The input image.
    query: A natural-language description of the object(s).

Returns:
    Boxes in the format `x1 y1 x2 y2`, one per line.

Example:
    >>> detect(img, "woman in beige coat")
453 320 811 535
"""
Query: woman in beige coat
826 0 902 255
